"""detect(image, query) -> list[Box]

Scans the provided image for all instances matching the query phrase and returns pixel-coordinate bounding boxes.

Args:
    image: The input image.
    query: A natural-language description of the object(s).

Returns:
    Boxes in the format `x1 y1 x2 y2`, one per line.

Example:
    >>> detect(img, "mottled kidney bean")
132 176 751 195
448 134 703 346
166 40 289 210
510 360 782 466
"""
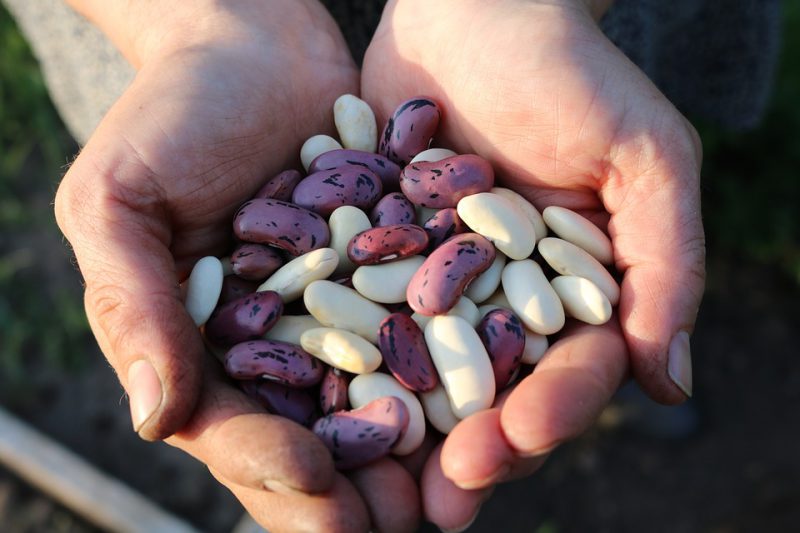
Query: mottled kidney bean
240 380 318 427
378 313 438 392
370 193 416 227
319 366 352 415
233 199 330 256
379 97 441 166
400 154 494 208
252 169 303 201
406 233 496 316
292 165 382 217
476 309 526 390
423 207 468 252
205 291 283 346
309 149 402 192
230 243 283 281
219 275 258 305
312 396 410 470
347 224 429 265
224 339 324 387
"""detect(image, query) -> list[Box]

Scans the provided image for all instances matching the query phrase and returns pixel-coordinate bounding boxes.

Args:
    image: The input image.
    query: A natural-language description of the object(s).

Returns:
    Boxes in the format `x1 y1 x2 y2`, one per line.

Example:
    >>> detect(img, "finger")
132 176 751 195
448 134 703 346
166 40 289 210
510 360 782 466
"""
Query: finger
210 469 371 533
603 120 704 403
500 321 628 455
166 360 335 494
393 430 441 482
421 443 493 532
347 459 421 533
55 141 204 441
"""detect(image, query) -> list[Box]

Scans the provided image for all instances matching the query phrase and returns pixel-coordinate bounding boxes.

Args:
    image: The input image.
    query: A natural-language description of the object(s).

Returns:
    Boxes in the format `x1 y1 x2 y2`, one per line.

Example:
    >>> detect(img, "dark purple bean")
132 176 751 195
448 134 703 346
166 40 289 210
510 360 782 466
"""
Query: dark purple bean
319 367 352 415
253 169 303 201
219 275 258 305
379 97 441 166
476 309 526 390
423 208 469 251
406 233 495 315
400 154 494 208
312 396 409 470
233 199 330 256
205 291 283 346
347 224 429 265
292 165 382 217
378 313 438 392
241 380 318 427
370 193 416 227
230 243 283 281
224 340 324 387
309 149 402 192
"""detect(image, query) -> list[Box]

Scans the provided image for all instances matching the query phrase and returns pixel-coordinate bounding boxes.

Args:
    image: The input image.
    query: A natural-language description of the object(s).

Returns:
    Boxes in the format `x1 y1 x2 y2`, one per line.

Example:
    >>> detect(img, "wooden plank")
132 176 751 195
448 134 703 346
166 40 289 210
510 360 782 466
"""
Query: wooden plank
0 406 199 533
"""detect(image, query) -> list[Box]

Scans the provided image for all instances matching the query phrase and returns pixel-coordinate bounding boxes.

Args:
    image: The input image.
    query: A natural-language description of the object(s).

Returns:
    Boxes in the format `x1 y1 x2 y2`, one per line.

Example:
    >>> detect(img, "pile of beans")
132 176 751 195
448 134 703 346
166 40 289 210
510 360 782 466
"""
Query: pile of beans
182 94 618 470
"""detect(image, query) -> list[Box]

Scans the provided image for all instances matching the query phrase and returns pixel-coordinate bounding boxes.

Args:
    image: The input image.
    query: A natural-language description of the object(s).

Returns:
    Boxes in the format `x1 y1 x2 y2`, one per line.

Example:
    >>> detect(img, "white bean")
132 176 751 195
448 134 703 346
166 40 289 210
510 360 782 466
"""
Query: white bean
550 275 612 325
465 252 507 303
502 259 565 335
300 134 343 171
457 192 536 260
352 256 426 303
300 328 382 374
410 148 458 163
328 206 372 275
334 95 378 153
184 256 223 326
543 206 613 265
257 248 338 302
264 314 322 345
304 280 389 344
419 384 461 434
538 237 620 305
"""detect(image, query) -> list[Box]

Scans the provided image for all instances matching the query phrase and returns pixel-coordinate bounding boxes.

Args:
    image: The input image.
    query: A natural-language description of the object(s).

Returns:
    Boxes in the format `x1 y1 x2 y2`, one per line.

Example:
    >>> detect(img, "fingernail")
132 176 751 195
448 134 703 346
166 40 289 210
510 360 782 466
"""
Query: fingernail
667 331 693 398
440 507 480 533
127 359 163 432
454 463 510 490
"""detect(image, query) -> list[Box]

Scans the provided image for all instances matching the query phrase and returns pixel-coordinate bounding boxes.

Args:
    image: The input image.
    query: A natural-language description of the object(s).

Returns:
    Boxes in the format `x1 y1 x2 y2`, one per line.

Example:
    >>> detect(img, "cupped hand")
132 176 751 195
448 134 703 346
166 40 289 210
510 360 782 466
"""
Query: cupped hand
54 0 422 530
363 0 704 528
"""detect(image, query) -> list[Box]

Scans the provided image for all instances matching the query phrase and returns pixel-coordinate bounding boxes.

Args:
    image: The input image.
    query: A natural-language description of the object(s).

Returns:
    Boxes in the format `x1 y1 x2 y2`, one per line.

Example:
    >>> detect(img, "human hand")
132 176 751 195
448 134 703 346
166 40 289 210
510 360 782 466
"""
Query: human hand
54 0 424 530
362 0 704 528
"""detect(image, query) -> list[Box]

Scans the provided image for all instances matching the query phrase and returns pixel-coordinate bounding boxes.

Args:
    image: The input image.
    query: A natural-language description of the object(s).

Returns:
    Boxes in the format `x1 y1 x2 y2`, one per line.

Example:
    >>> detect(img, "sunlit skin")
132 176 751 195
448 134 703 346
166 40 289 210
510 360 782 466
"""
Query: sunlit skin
54 0 704 530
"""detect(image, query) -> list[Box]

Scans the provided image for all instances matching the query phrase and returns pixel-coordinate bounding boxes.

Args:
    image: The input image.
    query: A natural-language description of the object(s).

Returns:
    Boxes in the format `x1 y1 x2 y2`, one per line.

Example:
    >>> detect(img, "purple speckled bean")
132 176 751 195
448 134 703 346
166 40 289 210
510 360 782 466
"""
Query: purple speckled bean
312 396 410 470
400 154 494 208
370 193 416 227
378 313 438 392
224 339 324 387
309 149 402 192
347 224 429 265
292 165 382 217
379 97 441 166
230 243 283 281
319 366 352 415
423 208 469 251
233 199 329 256
205 291 283 346
219 275 258 305
253 169 303 201
476 309 526 390
241 380 318 427
406 233 495 315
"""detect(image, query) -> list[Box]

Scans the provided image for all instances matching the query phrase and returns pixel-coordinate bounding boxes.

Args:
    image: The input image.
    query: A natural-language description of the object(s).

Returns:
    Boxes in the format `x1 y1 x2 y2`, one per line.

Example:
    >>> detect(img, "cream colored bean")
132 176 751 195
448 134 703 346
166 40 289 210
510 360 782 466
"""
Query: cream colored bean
264 314 322 345
425 315 495 419
352 256 425 303
490 187 547 241
502 259 565 335
538 237 620 305
550 275 612 325
543 206 613 265
410 148 458 163
257 248 338 302
300 328 382 374
457 193 536 260
419 384 461 434
349 373 426 455
334 94 378 153
304 280 389 344
184 256 223 326
465 252 506 303
412 296 480 330
329 206 372 275
300 134 343 171
478 304 550 364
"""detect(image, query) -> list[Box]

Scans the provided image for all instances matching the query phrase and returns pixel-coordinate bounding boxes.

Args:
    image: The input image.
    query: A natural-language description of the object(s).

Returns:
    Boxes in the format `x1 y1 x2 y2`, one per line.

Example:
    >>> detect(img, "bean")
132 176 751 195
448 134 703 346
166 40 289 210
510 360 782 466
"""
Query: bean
476 309 526 390
410 147 457 163
300 327 383 374
543 206 613 265
400 154 494 208
502 259 565 335
219 275 258 305
253 169 303 201
230 243 283 281
205 290 283 346
550 275 612 325
184 256 223 326
233 199 330 256
379 97 441 166
347 224 429 265
370 193 416 227
352 255 425 304
256 248 338 303
457 192 537 260
422 207 468 252
224 339 324 387
313 396 410 470
378 313 438 392
300 134 342 171
309 149 402 192
464 252 506 304
303 280 389 344
490 187 547 242
419 384 460 434
264 314 322 345
241 380 318 428
292 165 382 217
319 366 352 415
334 94 378 153
538 237 620 305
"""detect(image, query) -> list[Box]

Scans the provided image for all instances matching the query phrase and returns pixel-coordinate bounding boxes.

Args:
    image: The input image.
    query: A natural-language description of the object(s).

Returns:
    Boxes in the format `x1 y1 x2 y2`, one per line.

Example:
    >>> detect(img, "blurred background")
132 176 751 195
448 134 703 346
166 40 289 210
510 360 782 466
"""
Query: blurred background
1 2 798 532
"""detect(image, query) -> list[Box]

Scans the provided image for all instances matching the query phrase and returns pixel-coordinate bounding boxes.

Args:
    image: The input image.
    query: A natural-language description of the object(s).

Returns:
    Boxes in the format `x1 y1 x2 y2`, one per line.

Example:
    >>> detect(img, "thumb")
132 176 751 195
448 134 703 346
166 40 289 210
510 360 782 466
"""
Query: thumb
55 139 203 441
604 117 705 404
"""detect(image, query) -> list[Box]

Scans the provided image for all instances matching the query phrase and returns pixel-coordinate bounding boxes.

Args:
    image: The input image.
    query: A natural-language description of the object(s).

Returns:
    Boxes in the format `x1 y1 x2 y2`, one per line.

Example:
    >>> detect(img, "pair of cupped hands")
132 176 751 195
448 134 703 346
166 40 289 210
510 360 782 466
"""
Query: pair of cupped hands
54 0 704 531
